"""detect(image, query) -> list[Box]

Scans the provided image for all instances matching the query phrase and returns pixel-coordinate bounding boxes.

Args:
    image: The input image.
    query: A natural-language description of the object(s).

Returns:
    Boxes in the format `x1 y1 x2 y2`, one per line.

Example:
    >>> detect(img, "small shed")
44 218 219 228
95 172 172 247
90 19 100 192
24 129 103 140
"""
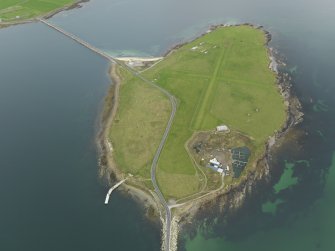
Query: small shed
216 125 229 132
209 158 220 166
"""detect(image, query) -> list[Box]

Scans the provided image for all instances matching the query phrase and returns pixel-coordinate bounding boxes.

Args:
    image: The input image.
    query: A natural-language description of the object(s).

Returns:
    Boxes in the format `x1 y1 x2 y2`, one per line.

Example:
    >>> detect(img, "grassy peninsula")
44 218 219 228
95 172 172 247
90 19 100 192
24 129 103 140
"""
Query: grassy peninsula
0 0 77 23
105 25 287 202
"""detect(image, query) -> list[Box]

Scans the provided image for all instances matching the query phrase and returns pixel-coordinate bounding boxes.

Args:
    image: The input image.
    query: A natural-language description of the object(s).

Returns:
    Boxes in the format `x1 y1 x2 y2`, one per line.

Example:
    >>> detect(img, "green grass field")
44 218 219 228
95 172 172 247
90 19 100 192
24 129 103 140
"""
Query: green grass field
109 68 171 179
110 25 286 200
0 0 75 22
144 26 286 199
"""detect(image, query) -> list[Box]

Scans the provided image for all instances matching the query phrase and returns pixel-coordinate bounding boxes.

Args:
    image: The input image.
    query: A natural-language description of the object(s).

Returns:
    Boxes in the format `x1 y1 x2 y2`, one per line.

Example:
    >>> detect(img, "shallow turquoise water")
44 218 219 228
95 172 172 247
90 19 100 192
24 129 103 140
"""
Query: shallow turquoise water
186 154 335 251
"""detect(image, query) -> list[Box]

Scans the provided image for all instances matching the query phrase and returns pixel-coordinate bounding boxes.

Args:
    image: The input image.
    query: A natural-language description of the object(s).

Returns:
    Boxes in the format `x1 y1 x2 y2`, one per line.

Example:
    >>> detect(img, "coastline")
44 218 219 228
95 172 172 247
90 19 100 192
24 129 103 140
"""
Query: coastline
97 24 303 250
97 64 164 220
115 57 163 62
170 24 304 242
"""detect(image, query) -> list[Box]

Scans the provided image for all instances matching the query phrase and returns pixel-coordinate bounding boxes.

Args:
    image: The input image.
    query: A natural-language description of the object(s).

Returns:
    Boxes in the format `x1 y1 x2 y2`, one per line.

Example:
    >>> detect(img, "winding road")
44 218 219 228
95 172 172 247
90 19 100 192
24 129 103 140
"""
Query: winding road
116 55 177 251
38 18 176 251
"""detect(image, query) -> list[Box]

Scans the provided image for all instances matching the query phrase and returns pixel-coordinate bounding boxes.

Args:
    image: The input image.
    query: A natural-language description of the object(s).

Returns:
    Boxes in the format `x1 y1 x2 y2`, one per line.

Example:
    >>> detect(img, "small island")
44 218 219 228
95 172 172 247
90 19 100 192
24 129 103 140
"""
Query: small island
100 24 302 251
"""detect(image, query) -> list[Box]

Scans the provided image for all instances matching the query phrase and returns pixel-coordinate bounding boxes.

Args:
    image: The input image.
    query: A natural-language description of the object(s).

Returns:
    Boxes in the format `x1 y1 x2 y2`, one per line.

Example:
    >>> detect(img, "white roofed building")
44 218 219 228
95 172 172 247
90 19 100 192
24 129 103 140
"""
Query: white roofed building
209 158 220 166
216 125 229 132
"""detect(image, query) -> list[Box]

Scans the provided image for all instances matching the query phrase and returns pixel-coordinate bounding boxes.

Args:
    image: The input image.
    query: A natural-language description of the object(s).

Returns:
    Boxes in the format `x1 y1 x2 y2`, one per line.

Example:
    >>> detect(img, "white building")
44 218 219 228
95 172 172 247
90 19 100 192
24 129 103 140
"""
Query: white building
209 158 220 167
209 158 225 175
216 125 229 132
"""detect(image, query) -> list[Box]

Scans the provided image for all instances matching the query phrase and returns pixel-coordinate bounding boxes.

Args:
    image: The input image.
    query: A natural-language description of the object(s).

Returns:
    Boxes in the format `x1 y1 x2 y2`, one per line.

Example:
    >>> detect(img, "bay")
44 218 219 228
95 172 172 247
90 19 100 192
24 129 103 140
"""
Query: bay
0 22 160 251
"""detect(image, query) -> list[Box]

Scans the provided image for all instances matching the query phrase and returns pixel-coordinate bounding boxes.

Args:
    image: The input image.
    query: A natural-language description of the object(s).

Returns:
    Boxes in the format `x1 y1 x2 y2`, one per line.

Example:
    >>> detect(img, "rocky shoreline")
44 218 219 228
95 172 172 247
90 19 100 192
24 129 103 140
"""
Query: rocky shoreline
97 24 303 251
43 0 90 19
97 65 164 220
172 25 304 246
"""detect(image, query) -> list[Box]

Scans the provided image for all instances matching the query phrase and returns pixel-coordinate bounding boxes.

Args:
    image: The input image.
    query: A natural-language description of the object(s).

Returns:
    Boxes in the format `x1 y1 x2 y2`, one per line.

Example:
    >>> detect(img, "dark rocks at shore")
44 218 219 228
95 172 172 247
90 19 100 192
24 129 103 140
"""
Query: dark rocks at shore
95 23 304 248
178 155 270 239
163 23 274 61
177 25 304 244
163 42 188 57
44 0 90 19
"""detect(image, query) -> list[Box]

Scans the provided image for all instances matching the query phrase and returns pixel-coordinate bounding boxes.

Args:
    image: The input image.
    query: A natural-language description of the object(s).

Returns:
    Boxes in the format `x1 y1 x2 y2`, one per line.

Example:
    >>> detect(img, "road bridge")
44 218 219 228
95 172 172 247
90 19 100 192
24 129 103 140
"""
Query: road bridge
38 18 116 63
38 18 176 251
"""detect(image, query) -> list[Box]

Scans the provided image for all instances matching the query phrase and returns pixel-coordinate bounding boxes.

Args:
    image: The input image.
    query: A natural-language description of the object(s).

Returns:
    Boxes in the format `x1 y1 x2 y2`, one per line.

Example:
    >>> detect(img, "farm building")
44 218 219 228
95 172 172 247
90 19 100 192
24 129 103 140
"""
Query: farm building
208 158 226 175
216 125 229 132
209 158 221 167
217 168 224 174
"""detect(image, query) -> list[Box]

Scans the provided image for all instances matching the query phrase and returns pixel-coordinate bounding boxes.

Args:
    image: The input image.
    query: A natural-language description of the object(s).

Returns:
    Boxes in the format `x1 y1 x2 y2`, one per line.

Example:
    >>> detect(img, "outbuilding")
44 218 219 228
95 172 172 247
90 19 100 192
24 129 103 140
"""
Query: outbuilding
209 158 220 166
216 125 229 132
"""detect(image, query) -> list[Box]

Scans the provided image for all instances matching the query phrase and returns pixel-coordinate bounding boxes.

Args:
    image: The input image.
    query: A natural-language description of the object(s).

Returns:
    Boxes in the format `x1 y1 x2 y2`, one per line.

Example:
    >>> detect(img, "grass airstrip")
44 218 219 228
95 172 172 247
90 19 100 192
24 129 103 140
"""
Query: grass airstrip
0 0 75 22
109 25 286 200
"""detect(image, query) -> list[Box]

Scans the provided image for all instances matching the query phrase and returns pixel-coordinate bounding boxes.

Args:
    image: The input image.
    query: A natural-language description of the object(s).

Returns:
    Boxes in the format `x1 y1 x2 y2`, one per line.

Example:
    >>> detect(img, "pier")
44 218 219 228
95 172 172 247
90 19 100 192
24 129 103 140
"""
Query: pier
104 179 127 205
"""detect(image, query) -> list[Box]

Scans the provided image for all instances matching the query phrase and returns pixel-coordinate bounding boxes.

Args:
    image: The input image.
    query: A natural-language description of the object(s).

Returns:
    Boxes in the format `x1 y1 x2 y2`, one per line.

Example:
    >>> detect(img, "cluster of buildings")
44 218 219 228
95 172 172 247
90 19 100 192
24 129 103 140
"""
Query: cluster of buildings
200 125 250 178
208 157 229 176
126 60 144 67
206 125 231 175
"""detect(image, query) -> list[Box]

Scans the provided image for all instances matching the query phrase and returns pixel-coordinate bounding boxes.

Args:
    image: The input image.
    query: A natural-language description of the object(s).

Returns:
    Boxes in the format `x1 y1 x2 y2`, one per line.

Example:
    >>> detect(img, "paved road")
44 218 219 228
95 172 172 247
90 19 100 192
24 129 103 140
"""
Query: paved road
120 61 177 251
39 18 176 251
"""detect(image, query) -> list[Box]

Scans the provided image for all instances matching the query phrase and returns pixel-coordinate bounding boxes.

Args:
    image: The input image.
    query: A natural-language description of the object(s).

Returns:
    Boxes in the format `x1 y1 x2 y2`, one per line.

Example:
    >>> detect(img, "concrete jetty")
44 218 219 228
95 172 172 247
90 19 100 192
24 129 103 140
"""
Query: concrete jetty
38 19 176 251
104 179 127 205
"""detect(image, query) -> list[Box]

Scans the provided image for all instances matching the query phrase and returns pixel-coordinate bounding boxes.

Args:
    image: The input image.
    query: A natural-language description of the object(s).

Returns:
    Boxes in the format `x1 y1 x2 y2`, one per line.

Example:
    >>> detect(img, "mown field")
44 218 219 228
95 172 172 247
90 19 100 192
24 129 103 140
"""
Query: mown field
0 0 75 22
144 26 286 199
109 68 171 179
110 25 286 200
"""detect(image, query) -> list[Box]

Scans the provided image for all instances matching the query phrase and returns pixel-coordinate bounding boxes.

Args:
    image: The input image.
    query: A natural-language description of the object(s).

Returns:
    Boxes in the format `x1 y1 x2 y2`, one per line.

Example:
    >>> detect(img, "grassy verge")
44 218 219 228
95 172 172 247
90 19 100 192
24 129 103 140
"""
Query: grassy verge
108 68 171 180
0 0 76 23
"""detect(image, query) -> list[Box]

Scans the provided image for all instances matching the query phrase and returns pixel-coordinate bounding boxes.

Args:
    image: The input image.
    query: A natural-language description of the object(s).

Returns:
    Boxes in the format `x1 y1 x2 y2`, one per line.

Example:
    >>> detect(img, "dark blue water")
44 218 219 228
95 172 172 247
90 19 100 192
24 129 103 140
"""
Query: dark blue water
1 0 335 250
0 23 160 250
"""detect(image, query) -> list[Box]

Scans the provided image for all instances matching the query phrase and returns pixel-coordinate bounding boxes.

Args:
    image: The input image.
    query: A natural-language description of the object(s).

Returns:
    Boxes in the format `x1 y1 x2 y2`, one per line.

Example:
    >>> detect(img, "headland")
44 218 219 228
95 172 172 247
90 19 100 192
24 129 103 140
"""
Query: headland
99 24 303 251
